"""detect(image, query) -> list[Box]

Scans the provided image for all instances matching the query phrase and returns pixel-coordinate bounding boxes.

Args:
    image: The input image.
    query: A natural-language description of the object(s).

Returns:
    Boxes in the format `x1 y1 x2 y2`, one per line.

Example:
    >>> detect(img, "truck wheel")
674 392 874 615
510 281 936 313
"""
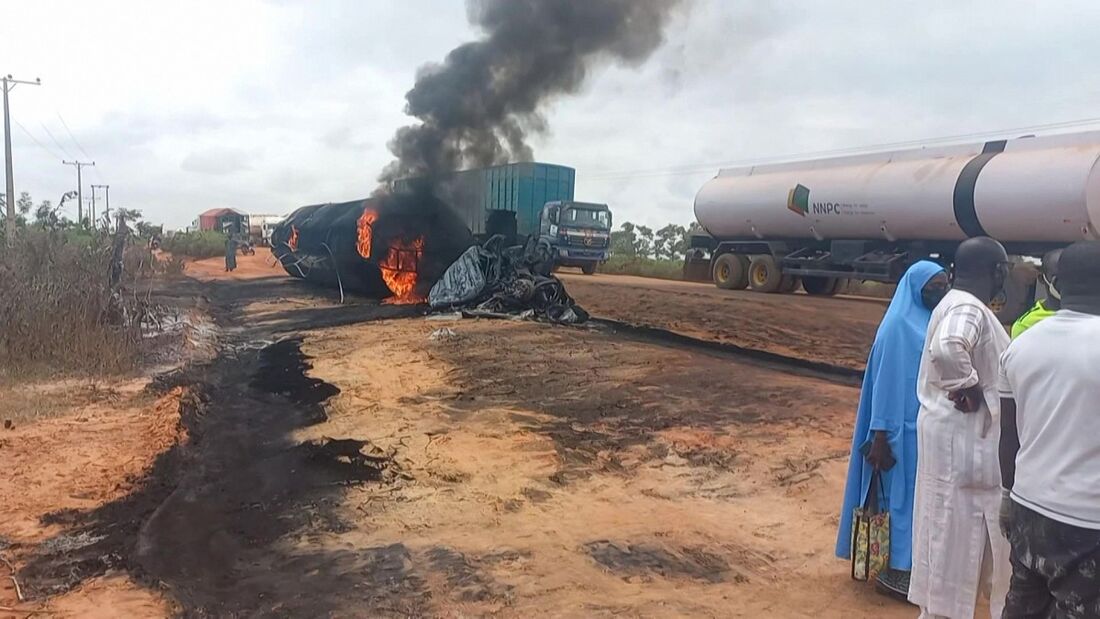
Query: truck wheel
712 253 749 290
780 275 801 293
581 263 597 275
803 276 840 296
748 255 784 293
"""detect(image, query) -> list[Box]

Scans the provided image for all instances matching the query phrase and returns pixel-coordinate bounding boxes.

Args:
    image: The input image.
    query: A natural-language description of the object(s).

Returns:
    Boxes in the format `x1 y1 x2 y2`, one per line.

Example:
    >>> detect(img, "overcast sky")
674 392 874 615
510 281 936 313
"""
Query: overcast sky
4 0 1100 230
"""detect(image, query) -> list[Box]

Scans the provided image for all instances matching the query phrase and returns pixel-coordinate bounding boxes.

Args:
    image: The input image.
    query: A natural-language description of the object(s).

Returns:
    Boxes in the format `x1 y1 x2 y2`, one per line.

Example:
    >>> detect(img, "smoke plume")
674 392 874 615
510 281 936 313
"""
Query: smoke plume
380 0 683 182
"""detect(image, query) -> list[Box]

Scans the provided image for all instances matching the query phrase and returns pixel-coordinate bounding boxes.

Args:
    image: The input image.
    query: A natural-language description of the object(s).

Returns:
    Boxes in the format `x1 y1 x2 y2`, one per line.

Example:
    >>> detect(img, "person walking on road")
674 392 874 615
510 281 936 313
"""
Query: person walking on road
1011 248 1062 338
998 240 1100 618
909 237 1013 619
225 235 238 272
837 260 948 598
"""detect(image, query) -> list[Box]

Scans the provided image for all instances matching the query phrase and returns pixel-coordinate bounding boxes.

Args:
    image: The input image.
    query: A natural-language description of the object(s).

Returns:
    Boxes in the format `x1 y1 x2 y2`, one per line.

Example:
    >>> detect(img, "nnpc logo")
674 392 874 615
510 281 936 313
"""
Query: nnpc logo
788 184 844 216
787 184 810 217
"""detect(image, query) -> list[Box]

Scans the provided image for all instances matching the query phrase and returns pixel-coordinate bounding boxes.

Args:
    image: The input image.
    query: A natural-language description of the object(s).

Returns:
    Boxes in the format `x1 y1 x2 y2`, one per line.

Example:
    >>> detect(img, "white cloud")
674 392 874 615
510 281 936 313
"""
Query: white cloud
181 147 253 175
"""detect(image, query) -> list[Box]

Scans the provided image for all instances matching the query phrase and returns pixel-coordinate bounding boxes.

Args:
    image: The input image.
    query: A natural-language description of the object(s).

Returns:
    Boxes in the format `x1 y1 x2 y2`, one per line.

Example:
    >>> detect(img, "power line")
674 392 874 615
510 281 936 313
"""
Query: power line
12 119 63 160
56 112 93 160
583 115 1100 182
39 121 74 159
55 111 106 183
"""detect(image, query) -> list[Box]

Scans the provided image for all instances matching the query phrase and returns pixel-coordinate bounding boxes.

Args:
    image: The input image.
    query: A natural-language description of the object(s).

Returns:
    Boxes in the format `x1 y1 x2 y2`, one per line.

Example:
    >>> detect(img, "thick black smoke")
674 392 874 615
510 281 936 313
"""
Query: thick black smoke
380 0 683 182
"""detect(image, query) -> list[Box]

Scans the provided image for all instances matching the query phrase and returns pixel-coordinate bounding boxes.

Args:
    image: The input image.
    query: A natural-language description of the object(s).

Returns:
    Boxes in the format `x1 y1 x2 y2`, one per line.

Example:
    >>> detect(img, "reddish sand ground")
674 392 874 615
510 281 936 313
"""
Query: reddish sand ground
0 256 944 617
183 251 287 281
560 272 886 370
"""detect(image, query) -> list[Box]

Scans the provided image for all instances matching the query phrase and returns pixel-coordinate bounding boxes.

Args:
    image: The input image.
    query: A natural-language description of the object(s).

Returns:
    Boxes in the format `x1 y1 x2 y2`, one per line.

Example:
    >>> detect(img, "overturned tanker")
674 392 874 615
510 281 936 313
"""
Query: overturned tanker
270 192 474 303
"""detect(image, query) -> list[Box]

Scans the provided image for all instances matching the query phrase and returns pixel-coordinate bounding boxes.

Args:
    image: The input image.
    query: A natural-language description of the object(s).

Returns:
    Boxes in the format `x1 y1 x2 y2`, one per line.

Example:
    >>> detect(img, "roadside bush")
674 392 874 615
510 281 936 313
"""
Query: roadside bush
161 230 227 259
0 228 142 378
598 254 684 280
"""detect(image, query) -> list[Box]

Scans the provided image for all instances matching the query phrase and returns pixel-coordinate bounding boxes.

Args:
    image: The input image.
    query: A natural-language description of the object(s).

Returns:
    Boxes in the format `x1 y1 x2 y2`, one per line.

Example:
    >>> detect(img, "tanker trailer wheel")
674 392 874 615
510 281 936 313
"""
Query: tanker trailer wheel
748 255 784 293
802 276 840 296
712 253 749 290
780 275 801 293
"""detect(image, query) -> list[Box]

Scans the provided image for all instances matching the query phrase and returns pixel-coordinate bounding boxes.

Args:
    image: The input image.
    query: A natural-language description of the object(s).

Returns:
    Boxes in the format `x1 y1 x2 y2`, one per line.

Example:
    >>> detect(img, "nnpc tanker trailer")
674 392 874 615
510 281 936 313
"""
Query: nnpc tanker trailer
685 130 1100 320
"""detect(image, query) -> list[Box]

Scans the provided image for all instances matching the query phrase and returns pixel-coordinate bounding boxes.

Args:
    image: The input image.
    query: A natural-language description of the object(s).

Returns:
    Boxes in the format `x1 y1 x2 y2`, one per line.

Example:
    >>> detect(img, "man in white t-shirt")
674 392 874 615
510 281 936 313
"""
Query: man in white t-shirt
998 240 1100 618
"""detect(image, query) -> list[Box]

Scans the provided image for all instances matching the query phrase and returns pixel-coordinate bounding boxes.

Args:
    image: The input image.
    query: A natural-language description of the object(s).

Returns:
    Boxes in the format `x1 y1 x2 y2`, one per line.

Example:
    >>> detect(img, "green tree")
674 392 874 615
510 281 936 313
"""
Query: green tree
115 208 143 228
654 224 688 260
135 221 163 239
16 192 33 218
611 222 638 258
634 225 654 258
33 200 64 230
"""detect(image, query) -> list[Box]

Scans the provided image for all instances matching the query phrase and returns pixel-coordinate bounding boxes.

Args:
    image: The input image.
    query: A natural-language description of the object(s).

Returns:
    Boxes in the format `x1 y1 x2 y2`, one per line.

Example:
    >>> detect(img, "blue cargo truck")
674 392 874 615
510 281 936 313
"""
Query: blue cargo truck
393 162 612 274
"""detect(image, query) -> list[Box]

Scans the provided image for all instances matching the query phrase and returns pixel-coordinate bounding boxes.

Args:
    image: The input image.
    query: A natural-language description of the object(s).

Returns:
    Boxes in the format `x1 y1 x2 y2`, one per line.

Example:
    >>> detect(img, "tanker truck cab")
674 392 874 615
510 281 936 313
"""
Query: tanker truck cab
539 200 612 275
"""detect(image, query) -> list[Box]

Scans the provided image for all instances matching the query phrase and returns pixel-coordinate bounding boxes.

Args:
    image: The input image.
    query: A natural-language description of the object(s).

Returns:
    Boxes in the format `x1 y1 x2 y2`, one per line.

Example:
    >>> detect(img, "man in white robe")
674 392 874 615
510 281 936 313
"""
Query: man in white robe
909 237 1013 618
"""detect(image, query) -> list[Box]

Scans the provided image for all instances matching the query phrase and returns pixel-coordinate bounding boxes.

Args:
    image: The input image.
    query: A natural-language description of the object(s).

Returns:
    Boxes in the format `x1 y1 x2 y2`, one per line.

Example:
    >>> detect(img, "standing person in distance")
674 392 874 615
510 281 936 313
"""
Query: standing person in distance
836 260 948 598
225 234 238 273
998 240 1100 617
1011 248 1062 338
909 237 1013 619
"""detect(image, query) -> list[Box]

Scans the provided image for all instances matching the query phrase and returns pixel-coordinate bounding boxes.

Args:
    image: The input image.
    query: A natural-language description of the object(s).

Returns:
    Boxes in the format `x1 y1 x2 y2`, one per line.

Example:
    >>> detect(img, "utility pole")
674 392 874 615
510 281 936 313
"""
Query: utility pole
3 74 41 246
63 159 94 225
91 184 107 230
101 184 110 230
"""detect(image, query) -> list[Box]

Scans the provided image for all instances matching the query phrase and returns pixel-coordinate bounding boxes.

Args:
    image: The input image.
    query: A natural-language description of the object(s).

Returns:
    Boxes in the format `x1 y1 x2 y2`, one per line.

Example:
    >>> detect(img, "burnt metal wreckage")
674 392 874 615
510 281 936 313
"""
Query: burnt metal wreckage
271 192 589 324
429 235 589 325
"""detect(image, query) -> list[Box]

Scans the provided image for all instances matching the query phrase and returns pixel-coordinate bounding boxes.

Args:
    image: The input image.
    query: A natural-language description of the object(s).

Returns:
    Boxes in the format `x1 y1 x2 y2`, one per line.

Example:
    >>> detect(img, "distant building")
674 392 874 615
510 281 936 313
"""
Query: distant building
197 208 249 236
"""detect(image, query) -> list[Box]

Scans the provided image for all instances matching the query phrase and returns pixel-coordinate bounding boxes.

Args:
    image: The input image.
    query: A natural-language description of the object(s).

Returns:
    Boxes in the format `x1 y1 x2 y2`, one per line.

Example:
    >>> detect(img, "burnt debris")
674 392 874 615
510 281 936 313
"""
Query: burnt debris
430 235 589 324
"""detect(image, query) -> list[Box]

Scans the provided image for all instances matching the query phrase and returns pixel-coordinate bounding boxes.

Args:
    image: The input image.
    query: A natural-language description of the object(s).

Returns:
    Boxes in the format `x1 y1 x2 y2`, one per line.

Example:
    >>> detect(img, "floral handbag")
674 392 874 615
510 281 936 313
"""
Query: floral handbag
850 471 890 581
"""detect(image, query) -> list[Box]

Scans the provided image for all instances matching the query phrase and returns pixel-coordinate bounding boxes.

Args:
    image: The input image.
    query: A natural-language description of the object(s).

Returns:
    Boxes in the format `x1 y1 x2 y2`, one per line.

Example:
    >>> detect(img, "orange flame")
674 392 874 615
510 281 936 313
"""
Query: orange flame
379 236 426 304
288 226 300 252
356 208 377 259
357 205 426 304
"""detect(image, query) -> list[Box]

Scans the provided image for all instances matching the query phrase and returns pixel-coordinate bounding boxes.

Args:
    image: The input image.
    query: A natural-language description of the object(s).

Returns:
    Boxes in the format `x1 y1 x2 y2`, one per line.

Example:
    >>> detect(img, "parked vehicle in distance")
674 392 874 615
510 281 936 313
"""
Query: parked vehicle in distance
248 214 286 246
684 131 1100 321
537 200 612 274
393 162 612 274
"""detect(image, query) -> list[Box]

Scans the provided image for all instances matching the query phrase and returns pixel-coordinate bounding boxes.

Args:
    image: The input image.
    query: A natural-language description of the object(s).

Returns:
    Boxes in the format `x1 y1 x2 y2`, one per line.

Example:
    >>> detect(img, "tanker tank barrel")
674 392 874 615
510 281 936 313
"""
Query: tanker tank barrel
694 130 1100 246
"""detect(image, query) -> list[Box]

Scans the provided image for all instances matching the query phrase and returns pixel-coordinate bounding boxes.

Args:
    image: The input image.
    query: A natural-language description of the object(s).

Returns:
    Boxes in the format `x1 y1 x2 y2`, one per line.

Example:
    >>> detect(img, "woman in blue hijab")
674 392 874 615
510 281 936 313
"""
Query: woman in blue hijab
836 260 948 598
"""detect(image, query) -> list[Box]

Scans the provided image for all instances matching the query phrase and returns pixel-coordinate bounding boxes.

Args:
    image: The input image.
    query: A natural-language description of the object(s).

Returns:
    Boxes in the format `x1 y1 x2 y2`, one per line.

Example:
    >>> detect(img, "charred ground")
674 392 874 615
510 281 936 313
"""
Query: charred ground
3 260 909 617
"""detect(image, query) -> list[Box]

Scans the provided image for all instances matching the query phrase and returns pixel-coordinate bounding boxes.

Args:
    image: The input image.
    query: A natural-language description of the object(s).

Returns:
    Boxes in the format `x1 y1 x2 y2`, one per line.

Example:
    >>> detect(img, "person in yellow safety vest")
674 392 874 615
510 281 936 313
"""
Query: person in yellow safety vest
1011 249 1062 339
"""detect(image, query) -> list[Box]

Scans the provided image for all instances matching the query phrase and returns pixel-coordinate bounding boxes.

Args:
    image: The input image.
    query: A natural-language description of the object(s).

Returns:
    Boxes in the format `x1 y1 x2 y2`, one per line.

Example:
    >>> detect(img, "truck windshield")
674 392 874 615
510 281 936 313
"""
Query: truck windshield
564 208 610 229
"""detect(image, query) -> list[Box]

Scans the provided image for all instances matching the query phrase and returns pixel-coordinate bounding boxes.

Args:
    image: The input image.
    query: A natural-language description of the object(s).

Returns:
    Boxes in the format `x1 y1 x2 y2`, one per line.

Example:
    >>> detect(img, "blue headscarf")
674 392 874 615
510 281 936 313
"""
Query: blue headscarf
836 260 944 570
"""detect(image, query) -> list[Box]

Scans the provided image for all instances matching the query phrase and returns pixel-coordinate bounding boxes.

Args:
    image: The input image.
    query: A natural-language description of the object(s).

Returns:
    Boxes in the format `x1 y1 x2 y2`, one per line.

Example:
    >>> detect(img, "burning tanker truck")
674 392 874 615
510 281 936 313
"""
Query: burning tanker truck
685 130 1100 321
269 186 590 323
270 191 474 304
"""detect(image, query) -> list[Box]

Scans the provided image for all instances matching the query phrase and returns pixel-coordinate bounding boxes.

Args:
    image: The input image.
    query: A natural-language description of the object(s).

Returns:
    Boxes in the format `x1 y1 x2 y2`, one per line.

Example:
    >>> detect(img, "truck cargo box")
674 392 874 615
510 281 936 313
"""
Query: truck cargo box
393 162 575 237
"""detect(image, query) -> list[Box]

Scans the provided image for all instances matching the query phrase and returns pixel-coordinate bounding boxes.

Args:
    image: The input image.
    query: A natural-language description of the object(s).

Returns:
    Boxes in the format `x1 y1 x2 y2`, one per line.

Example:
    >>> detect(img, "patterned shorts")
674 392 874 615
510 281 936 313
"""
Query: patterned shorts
1003 501 1100 619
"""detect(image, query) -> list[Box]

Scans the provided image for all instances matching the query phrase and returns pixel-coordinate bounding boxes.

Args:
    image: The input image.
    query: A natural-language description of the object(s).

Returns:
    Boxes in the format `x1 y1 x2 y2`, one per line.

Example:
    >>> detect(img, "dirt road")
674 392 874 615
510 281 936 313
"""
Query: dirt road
0 256 914 617
561 272 886 371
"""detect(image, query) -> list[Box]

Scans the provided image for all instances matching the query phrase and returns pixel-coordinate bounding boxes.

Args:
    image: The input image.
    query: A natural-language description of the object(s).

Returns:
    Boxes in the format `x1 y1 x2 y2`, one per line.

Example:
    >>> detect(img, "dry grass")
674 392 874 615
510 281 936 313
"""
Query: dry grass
0 228 147 380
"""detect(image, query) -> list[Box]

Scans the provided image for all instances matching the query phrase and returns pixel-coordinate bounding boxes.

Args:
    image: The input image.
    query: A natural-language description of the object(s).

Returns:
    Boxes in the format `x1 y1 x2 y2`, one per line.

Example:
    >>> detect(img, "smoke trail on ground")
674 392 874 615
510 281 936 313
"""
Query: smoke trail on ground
380 0 684 182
